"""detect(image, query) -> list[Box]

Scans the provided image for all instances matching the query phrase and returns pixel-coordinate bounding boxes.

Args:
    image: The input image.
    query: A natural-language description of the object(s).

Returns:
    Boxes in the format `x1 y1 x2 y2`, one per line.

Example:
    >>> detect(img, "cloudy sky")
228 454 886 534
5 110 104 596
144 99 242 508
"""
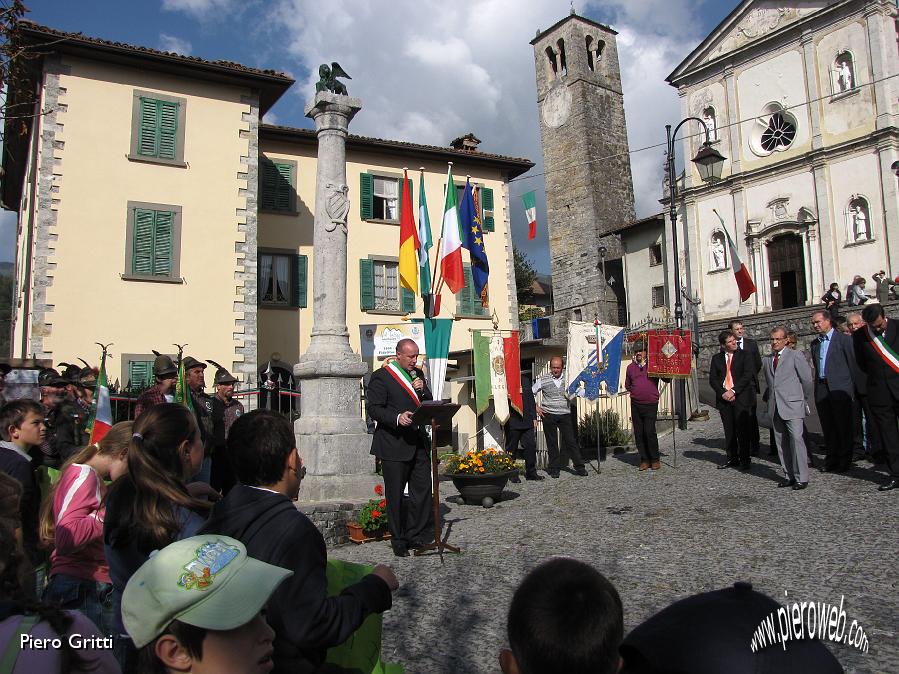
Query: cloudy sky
2 0 739 271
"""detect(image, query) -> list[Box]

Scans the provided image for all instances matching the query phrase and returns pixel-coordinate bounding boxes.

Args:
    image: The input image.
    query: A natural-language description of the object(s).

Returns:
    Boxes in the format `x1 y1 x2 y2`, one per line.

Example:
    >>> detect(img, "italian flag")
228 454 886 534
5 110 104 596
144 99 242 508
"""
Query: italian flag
175 356 195 416
714 208 756 302
398 169 419 295
440 163 464 294
88 354 112 444
522 191 537 240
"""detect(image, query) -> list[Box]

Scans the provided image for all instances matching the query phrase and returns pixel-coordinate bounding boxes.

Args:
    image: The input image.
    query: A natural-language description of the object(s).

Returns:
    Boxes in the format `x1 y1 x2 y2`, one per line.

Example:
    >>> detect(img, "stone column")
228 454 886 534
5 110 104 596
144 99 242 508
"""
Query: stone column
294 91 375 502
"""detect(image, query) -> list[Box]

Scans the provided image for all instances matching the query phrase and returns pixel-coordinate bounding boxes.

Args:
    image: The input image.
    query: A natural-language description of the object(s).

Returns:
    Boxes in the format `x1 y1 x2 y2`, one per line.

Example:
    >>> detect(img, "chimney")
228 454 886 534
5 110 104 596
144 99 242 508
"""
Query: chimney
450 133 482 152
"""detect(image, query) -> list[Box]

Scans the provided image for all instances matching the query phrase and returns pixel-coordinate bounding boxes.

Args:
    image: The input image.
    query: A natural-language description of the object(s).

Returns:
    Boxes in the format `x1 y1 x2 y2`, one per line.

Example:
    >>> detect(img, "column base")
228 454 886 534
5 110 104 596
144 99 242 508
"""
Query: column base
294 430 377 503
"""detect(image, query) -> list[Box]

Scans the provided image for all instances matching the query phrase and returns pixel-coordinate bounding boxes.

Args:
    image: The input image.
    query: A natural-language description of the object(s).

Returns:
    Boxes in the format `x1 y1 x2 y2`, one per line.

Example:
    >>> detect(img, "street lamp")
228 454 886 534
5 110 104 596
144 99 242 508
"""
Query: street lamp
666 119 726 429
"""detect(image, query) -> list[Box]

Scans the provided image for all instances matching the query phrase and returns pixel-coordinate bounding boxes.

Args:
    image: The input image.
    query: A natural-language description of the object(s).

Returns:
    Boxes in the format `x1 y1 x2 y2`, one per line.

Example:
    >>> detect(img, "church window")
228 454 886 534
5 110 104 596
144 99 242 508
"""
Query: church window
831 51 856 96
749 103 797 156
846 196 872 243
557 38 567 76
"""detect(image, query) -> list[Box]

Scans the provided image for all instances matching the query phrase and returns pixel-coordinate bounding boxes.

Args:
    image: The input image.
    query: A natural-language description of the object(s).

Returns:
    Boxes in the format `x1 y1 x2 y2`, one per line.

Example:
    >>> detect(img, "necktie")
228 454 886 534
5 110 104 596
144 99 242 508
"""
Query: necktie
724 353 734 390
773 351 779 371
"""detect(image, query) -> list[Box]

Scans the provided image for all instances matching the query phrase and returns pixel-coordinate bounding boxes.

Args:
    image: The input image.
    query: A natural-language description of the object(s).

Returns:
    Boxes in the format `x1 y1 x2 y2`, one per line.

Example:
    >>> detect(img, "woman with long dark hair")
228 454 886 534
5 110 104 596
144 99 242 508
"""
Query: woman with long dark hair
103 404 210 668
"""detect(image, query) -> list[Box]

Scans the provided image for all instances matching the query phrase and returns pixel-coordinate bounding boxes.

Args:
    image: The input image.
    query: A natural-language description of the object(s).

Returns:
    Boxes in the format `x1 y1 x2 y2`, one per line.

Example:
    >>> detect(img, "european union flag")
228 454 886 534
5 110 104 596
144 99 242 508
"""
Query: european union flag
460 180 489 306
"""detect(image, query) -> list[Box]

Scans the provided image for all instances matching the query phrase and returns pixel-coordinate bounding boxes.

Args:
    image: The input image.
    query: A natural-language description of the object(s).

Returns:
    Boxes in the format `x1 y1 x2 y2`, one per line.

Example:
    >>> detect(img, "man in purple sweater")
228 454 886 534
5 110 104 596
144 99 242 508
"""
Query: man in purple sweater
624 345 662 471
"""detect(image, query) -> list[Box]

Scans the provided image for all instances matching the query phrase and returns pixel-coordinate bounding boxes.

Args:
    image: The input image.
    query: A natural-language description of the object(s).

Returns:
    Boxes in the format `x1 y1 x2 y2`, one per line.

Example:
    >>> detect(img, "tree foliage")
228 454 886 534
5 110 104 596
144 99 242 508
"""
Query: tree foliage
513 248 537 307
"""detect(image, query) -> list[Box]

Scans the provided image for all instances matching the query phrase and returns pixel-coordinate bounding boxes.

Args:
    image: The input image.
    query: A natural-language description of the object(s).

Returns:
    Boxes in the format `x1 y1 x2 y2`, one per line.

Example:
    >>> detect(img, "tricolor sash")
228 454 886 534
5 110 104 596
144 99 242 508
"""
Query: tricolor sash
385 362 420 404
866 326 899 374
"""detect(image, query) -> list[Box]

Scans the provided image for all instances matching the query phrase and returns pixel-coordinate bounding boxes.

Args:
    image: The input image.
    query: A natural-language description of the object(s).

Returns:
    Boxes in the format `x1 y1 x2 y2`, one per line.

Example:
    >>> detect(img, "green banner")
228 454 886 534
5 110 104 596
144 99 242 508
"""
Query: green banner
325 559 404 674
473 330 491 416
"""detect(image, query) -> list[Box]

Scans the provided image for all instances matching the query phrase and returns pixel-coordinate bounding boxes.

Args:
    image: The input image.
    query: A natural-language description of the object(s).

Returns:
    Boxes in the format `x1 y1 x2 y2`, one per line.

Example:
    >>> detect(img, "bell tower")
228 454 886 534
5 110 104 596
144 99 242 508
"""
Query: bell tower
531 11 636 329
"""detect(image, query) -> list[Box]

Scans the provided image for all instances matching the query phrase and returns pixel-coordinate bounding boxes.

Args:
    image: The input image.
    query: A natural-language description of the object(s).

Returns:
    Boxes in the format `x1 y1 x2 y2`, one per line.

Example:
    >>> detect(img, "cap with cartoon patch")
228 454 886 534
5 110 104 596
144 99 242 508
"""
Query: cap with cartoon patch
122 535 292 648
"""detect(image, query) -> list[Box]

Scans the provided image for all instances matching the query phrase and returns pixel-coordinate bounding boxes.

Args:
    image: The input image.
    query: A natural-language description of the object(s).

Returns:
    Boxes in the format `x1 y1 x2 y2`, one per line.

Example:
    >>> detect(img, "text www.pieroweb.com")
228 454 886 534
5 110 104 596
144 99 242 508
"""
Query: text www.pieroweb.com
750 595 869 653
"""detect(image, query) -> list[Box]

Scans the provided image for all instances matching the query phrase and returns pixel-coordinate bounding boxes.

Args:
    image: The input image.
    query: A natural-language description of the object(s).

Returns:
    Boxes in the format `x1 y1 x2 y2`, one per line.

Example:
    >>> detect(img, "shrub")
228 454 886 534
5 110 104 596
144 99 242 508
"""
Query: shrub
578 409 631 449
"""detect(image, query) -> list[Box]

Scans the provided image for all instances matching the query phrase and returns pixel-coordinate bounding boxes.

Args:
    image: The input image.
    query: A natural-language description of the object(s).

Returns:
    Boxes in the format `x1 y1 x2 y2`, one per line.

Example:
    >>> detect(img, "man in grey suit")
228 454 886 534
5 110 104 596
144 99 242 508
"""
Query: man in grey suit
810 309 856 472
763 326 813 490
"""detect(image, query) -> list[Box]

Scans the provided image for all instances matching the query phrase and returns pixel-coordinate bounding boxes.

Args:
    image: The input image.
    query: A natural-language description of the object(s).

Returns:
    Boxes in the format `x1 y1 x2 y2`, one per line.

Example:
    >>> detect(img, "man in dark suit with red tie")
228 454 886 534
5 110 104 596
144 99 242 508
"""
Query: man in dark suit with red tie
709 329 757 470
729 320 763 455
852 303 899 491
366 338 433 556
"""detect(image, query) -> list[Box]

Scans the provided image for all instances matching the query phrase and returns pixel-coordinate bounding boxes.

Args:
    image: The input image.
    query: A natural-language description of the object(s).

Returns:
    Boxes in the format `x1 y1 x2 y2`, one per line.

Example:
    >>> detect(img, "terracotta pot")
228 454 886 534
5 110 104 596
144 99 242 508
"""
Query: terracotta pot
347 521 391 544
447 469 517 507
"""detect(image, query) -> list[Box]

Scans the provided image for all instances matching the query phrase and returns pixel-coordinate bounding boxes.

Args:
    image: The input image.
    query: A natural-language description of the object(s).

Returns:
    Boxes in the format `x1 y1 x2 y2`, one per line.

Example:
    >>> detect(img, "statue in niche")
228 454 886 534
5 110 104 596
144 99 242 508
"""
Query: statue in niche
834 54 854 94
852 204 869 241
315 62 352 95
325 183 350 234
710 232 727 270
702 107 718 142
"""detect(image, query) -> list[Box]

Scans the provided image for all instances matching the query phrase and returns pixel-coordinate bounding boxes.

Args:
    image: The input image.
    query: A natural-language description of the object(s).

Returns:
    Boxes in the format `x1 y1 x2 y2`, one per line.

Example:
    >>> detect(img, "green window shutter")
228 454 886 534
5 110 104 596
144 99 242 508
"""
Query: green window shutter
158 101 178 160
360 173 374 220
458 265 474 315
292 254 308 308
129 361 152 389
132 208 155 274
276 162 293 212
401 287 415 313
481 187 495 232
138 98 159 157
261 160 278 211
359 258 375 310
152 211 174 276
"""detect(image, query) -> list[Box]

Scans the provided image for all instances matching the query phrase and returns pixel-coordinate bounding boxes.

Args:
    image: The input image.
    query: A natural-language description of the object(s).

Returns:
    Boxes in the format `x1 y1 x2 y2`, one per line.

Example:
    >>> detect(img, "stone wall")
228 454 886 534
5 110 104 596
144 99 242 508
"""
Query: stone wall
695 301 899 405
299 500 363 547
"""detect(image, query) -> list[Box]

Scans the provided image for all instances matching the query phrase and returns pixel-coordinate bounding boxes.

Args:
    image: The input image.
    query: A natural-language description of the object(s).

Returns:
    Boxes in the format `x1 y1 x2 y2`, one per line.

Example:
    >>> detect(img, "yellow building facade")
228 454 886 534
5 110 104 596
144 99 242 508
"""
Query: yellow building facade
3 23 532 446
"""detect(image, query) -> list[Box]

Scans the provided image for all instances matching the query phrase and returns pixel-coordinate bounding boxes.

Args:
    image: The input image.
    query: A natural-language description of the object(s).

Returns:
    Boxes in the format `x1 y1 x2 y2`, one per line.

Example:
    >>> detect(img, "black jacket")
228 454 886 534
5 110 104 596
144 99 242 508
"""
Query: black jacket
853 319 899 406
200 485 392 674
507 375 537 430
709 349 757 410
738 337 762 392
366 366 432 462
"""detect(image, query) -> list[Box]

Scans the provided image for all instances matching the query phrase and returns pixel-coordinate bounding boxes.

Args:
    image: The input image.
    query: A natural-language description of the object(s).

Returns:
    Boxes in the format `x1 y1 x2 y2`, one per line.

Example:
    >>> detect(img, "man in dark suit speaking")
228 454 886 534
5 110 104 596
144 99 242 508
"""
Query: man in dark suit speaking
366 338 433 557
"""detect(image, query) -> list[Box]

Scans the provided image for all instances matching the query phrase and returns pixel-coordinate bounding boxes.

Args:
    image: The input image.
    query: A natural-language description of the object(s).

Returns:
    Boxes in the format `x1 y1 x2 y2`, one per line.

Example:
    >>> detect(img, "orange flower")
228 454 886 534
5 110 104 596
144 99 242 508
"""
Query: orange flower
374 484 384 496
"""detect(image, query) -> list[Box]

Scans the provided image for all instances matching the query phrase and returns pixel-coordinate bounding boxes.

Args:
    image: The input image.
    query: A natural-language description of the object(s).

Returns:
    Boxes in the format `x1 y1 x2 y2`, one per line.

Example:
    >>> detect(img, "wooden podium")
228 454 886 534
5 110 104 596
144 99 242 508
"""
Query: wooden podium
410 401 461 556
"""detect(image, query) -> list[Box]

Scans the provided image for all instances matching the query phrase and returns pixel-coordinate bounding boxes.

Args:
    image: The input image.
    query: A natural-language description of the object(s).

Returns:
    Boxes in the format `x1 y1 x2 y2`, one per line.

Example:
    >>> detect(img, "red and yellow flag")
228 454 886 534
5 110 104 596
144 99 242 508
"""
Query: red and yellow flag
398 169 419 295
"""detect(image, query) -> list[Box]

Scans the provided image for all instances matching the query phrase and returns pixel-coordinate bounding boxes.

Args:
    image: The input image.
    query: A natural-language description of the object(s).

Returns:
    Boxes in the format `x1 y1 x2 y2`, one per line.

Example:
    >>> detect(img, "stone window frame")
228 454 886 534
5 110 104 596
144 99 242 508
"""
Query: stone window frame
127 89 188 168
120 352 173 391
366 254 406 315
649 242 664 267
122 200 184 284
259 247 298 309
748 102 798 157
651 285 666 308
259 156 299 215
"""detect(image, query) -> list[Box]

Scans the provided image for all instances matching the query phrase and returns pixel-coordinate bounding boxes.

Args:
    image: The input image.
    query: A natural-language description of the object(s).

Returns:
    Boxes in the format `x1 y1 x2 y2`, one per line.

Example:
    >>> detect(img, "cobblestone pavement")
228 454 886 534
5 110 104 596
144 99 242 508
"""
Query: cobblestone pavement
331 416 898 674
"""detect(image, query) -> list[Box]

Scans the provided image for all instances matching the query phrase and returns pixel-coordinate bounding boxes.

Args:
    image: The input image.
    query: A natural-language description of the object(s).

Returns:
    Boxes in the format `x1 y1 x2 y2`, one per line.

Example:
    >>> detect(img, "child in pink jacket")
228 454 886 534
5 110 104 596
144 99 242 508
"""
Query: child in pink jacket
40 422 131 636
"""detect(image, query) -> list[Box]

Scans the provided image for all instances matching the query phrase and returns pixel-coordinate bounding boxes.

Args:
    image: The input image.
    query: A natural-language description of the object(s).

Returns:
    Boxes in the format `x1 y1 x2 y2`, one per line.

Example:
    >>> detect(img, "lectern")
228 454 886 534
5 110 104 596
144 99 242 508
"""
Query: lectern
410 401 460 556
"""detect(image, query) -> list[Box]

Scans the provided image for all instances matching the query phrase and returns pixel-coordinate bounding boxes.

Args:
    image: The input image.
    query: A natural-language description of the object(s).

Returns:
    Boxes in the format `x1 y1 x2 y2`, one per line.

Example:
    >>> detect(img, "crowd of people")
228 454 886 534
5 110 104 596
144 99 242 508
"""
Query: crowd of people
709 306 899 492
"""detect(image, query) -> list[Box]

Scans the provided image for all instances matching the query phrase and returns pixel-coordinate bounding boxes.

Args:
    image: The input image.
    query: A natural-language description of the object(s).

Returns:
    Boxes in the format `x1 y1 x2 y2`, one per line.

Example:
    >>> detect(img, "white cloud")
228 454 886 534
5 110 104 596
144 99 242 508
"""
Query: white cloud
254 0 708 271
161 0 240 20
159 34 193 55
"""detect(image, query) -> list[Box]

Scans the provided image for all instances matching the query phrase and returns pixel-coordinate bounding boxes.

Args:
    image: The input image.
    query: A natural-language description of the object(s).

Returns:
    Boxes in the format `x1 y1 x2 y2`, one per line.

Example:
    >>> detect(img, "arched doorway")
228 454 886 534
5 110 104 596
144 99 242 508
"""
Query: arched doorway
767 234 807 309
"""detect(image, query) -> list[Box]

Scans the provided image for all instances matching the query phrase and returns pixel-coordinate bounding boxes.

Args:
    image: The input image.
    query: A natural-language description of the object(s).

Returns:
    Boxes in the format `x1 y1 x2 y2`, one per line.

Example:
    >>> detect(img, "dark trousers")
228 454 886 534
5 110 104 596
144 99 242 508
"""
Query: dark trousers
815 385 854 471
541 412 584 470
505 425 538 473
867 396 899 478
719 403 752 464
631 401 660 462
210 448 237 496
748 401 760 453
853 393 883 459
381 447 432 545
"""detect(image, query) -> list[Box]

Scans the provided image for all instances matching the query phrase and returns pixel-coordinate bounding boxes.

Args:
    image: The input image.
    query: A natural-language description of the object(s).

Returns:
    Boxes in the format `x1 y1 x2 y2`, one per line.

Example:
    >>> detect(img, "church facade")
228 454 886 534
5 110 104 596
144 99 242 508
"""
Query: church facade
665 0 899 321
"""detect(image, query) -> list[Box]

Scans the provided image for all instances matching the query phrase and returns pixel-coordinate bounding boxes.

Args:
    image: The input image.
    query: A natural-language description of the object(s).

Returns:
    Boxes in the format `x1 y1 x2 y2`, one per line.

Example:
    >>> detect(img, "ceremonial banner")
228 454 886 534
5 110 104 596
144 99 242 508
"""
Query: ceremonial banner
174 356 195 416
647 330 692 378
472 330 491 416
489 332 509 423
503 333 523 415
566 321 625 398
87 354 112 444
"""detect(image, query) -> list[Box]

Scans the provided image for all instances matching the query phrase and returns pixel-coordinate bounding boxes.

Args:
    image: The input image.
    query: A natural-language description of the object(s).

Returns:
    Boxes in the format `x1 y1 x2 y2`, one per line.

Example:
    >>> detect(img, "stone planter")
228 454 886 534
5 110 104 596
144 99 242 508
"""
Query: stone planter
448 470 518 507
346 522 391 544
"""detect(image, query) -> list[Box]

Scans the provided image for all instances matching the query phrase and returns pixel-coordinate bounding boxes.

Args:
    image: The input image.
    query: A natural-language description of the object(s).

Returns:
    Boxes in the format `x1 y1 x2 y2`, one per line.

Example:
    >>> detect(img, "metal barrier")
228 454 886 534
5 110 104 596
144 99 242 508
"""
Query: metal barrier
109 385 302 422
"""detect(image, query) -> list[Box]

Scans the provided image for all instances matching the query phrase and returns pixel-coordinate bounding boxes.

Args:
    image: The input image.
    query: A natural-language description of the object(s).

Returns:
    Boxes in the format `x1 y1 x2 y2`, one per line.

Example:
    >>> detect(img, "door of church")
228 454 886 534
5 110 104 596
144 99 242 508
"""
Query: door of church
767 234 807 310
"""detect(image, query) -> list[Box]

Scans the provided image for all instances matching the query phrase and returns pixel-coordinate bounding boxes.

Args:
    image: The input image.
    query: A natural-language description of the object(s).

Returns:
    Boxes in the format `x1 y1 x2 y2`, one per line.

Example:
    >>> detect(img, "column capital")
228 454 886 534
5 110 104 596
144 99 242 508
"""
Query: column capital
304 92 363 127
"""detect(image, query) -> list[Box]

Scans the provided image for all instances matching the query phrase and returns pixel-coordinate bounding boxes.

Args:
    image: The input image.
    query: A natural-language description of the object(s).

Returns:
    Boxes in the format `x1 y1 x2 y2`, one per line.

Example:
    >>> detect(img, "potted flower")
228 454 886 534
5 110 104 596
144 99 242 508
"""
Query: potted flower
442 447 518 507
347 484 391 544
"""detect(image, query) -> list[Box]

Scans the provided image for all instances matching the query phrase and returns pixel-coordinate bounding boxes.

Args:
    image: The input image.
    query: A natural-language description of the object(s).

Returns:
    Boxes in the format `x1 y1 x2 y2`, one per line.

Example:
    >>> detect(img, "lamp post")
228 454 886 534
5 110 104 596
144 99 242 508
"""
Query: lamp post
666 119 726 430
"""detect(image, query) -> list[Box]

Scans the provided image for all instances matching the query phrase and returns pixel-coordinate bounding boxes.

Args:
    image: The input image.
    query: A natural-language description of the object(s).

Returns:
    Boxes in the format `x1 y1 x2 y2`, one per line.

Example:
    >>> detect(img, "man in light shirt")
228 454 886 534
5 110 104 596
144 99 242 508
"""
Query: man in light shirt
532 357 587 478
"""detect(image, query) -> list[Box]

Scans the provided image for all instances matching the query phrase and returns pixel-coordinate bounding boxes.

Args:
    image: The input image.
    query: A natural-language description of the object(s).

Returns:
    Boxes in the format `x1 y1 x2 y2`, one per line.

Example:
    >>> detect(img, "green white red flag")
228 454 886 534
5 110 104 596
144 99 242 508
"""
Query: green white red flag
440 164 464 293
714 208 756 302
522 191 537 240
87 354 112 444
